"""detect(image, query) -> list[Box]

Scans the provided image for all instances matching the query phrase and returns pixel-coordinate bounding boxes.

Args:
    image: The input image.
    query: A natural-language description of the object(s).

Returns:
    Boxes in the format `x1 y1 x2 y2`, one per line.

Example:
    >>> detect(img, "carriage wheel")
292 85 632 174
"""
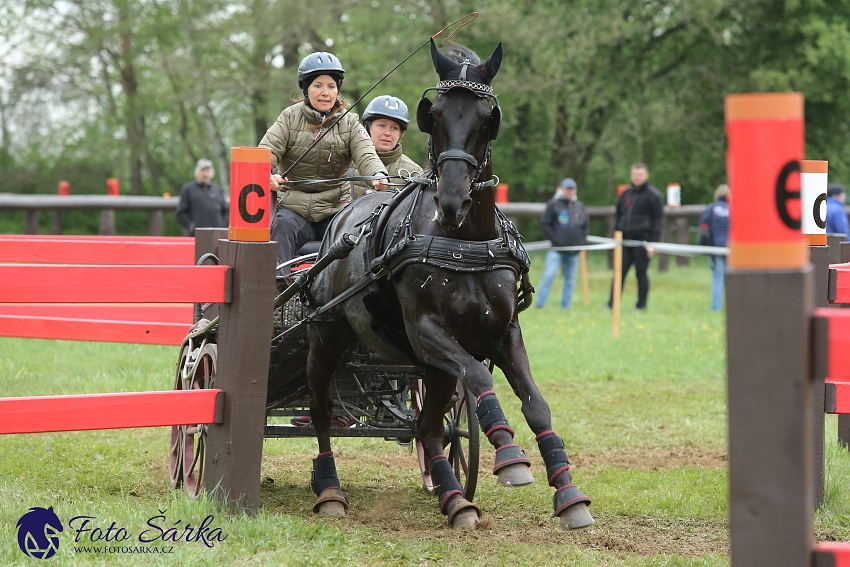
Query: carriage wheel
413 380 480 501
181 343 217 499
168 345 191 490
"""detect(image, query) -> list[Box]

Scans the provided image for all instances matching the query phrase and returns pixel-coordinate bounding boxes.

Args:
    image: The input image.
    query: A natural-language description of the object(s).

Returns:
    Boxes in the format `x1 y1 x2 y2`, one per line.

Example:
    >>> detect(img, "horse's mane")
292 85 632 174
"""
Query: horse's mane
441 41 480 65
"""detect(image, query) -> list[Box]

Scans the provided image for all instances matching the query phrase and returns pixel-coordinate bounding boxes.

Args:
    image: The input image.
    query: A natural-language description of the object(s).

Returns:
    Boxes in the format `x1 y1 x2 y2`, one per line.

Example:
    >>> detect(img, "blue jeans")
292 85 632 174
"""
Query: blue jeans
710 255 726 311
536 250 579 309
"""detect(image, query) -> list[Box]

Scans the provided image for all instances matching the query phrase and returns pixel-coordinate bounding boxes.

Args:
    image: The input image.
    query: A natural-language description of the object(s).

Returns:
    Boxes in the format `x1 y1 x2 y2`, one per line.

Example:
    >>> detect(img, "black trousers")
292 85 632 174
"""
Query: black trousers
608 245 651 309
270 206 333 275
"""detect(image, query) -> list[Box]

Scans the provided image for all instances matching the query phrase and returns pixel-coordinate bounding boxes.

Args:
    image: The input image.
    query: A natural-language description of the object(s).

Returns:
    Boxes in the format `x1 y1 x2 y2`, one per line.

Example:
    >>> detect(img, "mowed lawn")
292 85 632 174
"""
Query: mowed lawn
2 252 850 566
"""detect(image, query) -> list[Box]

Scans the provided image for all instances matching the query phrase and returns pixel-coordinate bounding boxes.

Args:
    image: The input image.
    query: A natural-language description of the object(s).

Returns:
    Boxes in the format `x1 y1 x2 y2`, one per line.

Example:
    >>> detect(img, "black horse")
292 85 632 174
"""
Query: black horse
268 40 593 529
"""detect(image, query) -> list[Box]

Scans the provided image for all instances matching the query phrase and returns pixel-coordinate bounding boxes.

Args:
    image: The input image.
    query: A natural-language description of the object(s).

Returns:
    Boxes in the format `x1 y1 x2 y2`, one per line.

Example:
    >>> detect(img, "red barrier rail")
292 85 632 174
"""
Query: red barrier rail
814 542 850 566
0 390 224 434
0 265 230 303
0 315 190 345
0 303 192 322
0 235 193 242
829 263 850 304
0 237 194 265
815 308 850 380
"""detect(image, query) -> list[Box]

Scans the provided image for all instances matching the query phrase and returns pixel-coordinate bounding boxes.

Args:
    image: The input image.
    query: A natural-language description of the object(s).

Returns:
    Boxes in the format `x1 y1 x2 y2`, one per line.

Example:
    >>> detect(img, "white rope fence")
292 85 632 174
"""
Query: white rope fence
523 235 729 256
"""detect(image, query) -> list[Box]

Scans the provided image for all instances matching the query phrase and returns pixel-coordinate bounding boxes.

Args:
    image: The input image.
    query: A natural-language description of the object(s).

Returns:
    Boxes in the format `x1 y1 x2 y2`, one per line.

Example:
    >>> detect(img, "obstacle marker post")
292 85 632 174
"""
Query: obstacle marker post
725 92 814 566
612 230 622 338
203 147 275 513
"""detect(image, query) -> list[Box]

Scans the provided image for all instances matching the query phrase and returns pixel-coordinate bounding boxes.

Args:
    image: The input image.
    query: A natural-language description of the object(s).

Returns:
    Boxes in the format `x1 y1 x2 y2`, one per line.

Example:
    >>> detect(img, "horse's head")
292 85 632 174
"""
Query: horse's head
418 40 503 229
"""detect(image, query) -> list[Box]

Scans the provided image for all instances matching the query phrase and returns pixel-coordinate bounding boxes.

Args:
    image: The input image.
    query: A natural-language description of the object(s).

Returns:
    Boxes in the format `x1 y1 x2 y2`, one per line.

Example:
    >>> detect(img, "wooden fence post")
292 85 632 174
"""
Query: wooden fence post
203 240 275 513
147 211 164 236
194 228 229 321
810 244 830 507
203 146 274 513
828 234 846 264
25 211 38 234
675 217 690 266
725 91 812 567
658 217 672 272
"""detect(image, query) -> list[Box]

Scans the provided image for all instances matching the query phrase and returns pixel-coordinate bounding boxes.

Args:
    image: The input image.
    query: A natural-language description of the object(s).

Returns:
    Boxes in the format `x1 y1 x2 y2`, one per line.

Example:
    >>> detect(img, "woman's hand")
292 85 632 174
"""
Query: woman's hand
271 174 288 192
371 175 388 192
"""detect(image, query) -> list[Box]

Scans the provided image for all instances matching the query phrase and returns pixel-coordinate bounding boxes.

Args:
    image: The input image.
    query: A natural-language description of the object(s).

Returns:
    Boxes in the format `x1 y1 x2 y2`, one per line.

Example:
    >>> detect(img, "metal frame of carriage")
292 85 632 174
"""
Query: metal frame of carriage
168 244 482 503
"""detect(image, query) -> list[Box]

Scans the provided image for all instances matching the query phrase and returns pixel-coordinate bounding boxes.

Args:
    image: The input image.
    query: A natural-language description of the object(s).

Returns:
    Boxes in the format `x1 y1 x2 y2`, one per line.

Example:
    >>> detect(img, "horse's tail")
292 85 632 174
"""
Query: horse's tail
265 323 310 410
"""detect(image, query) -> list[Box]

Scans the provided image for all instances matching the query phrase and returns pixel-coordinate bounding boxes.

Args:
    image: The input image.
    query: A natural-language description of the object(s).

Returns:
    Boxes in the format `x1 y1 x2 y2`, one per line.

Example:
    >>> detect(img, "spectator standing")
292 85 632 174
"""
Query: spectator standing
607 163 665 311
535 178 588 309
826 183 849 235
698 184 730 312
176 159 228 236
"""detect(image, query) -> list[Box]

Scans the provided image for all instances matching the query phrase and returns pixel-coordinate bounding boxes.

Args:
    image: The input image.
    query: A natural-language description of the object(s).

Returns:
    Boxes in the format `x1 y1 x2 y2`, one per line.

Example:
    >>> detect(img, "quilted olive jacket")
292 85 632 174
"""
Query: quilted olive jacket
350 143 421 199
259 102 386 222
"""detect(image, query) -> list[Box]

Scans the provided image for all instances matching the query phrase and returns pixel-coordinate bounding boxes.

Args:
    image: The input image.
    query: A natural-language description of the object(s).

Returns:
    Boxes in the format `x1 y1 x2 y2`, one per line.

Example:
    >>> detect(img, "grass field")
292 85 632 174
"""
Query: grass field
1 253 849 566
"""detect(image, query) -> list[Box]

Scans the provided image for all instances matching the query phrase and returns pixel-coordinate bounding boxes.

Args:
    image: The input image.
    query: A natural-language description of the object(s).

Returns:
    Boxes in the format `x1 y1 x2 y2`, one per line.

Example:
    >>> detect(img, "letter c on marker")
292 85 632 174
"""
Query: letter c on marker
775 160 802 230
238 184 265 223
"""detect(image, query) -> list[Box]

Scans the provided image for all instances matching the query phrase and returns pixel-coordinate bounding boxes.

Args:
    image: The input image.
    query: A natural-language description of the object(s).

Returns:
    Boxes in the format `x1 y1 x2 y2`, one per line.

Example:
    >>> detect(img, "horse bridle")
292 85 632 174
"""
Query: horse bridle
416 81 502 192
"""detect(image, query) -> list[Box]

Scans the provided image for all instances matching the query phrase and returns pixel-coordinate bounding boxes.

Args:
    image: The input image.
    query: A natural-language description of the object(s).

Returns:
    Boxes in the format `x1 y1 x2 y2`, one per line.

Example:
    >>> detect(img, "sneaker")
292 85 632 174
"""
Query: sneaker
290 415 310 427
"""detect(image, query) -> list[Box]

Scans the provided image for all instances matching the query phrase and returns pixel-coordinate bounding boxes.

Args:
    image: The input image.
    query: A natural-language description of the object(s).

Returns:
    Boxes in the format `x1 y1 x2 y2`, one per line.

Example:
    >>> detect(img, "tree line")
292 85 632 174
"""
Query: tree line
1 0 848 209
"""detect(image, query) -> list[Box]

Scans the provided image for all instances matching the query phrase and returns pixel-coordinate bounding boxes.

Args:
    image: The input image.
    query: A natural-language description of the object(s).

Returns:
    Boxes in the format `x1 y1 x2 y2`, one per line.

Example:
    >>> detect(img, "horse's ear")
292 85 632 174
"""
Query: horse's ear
489 104 502 140
430 38 459 79
480 42 503 82
417 96 433 134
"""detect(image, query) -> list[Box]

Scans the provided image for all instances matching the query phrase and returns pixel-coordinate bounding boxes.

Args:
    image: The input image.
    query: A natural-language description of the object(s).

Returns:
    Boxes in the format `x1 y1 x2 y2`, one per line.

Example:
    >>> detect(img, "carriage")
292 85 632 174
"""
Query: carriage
168 244 481 503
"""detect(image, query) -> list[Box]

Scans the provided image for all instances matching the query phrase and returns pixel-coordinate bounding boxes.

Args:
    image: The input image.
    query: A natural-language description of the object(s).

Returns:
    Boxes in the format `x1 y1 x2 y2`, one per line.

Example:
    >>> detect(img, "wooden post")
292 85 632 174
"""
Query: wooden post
658 217 672 272
25 211 38 234
612 230 622 338
828 234 846 264
204 146 274 513
810 244 829 507
148 211 164 236
675 217 690 266
99 211 116 235
725 92 812 567
194 228 229 321
202 239 275 513
579 249 590 306
606 214 616 269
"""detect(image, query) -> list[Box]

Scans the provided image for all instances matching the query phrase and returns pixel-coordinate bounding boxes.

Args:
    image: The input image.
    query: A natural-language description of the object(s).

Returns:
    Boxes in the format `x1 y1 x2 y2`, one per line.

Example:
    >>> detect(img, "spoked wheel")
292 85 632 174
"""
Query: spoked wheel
413 379 480 502
182 343 216 499
169 345 191 490
169 342 216 499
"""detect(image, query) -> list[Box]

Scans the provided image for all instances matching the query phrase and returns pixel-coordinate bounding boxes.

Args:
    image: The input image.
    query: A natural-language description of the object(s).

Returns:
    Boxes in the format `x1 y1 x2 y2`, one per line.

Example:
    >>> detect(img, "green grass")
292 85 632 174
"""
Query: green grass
1 254 849 565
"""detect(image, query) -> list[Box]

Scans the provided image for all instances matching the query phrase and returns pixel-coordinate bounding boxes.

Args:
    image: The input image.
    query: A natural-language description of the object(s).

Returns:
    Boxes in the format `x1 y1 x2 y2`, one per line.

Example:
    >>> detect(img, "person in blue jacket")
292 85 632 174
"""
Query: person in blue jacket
698 184 730 312
536 177 589 309
826 183 849 236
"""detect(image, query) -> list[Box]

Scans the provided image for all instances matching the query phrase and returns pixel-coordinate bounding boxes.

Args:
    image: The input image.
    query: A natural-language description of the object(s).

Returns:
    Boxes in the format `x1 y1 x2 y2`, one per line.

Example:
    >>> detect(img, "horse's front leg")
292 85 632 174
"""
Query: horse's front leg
306 322 357 516
408 318 534 490
418 370 480 528
488 319 594 530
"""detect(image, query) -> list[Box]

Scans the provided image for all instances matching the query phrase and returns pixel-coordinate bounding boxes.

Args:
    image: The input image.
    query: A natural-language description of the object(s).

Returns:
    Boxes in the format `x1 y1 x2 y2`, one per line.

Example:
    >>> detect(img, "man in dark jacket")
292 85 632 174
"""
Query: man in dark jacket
176 159 229 236
536 178 589 309
607 163 665 310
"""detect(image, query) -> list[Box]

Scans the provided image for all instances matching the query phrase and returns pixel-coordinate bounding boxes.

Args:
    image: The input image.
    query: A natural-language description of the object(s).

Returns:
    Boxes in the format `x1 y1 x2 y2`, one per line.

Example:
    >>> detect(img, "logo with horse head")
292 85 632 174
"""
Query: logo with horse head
16 506 63 559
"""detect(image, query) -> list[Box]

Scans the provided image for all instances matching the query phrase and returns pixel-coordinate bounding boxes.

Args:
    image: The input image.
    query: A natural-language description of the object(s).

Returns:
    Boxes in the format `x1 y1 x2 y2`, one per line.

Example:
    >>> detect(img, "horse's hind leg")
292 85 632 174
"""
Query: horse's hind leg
418 370 480 528
489 319 593 530
306 321 357 516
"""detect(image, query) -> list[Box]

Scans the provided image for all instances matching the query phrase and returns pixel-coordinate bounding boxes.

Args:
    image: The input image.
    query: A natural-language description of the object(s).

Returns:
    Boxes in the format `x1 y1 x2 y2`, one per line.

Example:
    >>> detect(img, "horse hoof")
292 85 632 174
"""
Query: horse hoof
558 502 594 530
316 501 346 516
451 509 479 529
496 463 534 487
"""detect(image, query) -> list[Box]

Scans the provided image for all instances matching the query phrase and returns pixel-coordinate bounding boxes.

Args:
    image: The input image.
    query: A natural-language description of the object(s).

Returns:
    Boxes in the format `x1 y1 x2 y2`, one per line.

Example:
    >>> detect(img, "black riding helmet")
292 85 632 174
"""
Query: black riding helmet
362 95 410 132
297 52 345 98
